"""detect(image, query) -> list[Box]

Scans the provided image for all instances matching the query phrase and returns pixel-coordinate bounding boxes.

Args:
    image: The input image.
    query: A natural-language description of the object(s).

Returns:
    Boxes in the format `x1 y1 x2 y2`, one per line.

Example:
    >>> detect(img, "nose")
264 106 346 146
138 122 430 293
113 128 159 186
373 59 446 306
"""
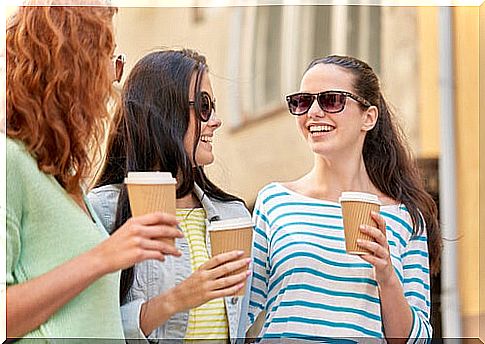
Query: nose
207 112 222 129
307 97 325 119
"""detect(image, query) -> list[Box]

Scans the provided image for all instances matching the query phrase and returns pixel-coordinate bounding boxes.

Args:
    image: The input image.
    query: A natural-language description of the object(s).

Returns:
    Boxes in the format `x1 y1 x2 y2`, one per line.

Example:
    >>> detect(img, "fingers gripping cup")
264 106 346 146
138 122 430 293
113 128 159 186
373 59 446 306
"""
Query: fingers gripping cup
339 192 381 255
207 217 253 296
125 172 177 245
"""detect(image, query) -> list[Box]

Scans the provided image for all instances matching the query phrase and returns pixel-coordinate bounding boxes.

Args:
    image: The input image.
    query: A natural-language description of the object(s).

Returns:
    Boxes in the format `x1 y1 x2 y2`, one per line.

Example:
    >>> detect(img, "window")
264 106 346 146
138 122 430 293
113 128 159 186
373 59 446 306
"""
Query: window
229 5 382 129
250 6 283 117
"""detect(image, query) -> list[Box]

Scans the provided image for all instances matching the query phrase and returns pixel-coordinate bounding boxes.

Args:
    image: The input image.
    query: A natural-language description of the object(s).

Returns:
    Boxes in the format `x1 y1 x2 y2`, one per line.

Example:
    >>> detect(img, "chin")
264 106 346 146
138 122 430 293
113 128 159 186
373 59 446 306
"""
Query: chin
308 141 336 157
195 155 214 166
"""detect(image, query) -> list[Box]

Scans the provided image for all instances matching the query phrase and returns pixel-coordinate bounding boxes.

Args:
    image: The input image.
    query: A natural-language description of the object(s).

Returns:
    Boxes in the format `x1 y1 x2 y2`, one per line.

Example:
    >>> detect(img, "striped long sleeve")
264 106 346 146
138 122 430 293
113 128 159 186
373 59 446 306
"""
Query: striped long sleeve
247 194 270 330
402 231 432 340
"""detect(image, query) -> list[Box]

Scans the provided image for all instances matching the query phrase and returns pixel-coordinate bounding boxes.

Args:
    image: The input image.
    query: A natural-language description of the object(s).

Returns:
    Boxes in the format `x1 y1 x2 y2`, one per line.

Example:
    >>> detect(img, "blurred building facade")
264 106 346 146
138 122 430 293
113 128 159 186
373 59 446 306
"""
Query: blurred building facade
113 4 481 338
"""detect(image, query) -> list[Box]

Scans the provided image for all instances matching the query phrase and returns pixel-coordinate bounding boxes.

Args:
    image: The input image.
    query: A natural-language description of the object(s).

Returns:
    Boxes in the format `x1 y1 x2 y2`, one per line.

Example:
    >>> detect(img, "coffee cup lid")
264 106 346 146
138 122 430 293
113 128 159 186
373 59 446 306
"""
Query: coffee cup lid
207 217 253 231
338 192 381 205
124 172 176 185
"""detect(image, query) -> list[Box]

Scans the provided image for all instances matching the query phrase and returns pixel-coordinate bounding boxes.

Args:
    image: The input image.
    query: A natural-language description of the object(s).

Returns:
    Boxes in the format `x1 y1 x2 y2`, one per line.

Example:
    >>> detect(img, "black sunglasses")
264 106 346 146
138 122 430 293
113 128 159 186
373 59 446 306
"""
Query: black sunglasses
189 91 216 122
286 90 371 116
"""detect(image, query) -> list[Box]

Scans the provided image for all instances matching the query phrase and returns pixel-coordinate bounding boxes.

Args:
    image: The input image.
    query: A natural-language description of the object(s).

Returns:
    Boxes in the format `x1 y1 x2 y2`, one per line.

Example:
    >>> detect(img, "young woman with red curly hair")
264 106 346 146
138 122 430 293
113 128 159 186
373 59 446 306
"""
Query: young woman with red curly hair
5 5 182 340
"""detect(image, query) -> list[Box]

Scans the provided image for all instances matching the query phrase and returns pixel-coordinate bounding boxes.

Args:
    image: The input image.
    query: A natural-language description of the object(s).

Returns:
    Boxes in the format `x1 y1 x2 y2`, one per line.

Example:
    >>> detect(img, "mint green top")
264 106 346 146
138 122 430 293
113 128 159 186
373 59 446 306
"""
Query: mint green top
6 137 124 341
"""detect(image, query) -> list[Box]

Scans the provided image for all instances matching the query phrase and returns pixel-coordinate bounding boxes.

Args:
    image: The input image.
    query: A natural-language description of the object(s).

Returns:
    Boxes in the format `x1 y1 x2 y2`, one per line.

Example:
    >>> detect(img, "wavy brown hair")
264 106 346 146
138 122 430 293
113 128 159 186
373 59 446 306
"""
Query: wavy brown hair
306 55 442 275
6 5 117 195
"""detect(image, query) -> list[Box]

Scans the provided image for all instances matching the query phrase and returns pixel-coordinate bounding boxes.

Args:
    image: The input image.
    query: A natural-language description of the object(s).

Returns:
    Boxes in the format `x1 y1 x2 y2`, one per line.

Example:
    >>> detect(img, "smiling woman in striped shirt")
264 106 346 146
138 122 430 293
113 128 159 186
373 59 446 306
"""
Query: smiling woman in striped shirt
247 55 441 342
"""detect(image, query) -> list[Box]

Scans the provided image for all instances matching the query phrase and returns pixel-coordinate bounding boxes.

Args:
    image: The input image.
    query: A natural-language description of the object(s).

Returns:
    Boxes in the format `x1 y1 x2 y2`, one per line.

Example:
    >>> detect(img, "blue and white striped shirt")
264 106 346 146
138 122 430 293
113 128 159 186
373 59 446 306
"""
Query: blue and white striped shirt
247 182 432 341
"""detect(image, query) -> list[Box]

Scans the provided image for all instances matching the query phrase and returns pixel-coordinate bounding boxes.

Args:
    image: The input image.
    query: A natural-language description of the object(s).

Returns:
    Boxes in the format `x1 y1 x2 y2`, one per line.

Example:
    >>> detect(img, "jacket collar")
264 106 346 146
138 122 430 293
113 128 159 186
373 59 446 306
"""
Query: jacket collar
193 183 220 223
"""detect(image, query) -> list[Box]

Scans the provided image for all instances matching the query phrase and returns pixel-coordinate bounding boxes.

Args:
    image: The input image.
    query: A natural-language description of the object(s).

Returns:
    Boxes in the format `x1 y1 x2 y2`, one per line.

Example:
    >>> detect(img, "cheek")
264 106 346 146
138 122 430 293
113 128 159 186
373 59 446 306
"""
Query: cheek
183 132 194 157
296 117 307 134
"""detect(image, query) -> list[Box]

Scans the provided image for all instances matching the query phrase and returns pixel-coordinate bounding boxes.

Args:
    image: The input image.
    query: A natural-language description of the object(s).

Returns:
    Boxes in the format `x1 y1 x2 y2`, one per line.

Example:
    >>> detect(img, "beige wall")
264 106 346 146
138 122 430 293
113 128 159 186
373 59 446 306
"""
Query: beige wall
453 7 480 337
479 3 485 342
480 2 485 341
417 7 440 158
380 7 420 154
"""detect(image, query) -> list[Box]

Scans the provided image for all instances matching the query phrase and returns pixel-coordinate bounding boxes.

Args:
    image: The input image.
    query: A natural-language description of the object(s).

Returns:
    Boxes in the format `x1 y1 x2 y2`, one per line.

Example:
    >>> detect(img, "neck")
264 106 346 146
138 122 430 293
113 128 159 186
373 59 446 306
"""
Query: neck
176 192 201 208
306 152 379 202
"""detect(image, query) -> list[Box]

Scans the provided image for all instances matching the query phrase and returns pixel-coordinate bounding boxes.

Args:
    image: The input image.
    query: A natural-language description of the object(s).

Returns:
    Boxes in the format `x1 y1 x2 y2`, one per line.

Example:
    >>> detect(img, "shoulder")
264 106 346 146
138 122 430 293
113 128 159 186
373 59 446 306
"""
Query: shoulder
87 184 123 233
88 184 122 200
257 182 282 199
380 204 417 242
6 137 37 176
209 197 251 220
6 137 47 200
255 182 291 207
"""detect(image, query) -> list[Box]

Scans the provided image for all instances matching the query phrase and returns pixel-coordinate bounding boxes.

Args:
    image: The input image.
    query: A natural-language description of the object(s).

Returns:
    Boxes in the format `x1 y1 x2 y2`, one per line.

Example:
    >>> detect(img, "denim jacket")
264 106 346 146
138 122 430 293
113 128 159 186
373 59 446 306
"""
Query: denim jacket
87 183 251 343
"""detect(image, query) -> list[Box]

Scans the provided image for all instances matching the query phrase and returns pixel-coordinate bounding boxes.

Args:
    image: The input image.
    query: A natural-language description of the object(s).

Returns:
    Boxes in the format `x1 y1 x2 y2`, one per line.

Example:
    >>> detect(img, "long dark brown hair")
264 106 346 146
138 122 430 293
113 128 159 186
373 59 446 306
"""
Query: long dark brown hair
306 55 441 275
96 49 244 302
6 5 117 195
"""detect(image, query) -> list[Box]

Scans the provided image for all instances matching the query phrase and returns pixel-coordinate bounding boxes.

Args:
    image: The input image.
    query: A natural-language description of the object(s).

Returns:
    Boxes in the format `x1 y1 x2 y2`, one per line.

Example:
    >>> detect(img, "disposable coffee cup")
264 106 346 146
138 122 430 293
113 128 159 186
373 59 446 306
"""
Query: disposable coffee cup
207 217 253 296
125 172 177 245
339 192 381 255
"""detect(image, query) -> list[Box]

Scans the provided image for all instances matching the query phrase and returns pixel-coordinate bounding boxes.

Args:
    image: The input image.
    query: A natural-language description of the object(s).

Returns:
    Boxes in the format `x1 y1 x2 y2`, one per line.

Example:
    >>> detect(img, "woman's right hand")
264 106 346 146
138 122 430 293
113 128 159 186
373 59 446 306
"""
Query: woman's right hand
91 211 184 274
138 250 251 335
169 250 251 312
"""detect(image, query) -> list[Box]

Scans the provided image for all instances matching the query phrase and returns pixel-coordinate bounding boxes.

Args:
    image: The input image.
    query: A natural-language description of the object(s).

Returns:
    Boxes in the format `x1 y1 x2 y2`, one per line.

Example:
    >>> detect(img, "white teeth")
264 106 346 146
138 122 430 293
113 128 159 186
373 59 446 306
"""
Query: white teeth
309 125 335 133
200 135 213 143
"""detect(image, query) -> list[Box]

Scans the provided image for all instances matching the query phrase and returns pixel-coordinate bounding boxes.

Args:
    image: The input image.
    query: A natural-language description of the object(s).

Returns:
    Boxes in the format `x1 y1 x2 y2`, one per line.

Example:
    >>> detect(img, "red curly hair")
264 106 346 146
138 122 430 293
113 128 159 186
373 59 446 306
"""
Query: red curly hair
6 5 117 195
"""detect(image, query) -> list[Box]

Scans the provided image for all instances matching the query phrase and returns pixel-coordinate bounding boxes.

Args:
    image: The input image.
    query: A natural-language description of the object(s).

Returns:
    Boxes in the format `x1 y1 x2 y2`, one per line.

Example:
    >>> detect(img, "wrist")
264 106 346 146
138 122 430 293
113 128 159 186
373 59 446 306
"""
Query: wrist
74 248 108 282
163 288 184 315
378 270 401 290
85 244 113 277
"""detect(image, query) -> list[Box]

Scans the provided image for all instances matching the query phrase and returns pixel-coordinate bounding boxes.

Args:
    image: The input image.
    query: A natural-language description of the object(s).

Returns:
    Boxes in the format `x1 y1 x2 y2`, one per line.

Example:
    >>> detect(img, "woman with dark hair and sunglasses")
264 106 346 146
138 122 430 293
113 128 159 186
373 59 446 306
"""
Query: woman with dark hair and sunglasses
6 4 183 340
247 55 441 341
88 49 251 342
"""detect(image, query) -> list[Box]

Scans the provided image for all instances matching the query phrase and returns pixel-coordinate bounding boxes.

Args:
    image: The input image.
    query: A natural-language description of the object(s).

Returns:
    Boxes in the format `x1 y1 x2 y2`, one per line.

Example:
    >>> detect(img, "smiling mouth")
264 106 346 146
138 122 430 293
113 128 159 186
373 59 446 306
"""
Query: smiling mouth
200 135 213 143
308 125 335 135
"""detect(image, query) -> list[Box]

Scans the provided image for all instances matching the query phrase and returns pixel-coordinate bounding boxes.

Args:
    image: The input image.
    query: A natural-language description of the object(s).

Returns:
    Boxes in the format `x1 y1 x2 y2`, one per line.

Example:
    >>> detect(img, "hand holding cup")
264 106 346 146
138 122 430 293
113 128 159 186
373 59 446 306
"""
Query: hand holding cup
339 192 381 255
125 172 178 247
356 211 396 287
93 211 183 274
207 217 254 296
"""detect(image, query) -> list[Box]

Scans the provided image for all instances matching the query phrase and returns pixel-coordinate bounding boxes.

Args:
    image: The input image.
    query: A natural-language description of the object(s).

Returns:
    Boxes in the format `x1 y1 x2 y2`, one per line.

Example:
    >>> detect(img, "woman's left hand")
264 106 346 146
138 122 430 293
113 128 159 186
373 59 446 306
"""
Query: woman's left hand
357 211 396 287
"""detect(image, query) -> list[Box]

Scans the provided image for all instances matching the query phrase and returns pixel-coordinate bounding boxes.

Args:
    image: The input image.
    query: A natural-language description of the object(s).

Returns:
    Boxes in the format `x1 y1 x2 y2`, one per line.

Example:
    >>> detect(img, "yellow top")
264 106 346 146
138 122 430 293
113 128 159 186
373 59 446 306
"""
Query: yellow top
176 208 229 340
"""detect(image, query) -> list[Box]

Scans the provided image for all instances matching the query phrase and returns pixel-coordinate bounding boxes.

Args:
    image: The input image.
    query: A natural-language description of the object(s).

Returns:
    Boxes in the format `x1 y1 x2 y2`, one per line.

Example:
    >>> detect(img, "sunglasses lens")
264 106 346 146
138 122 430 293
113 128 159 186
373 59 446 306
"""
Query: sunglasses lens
200 93 212 121
318 93 346 113
287 94 313 115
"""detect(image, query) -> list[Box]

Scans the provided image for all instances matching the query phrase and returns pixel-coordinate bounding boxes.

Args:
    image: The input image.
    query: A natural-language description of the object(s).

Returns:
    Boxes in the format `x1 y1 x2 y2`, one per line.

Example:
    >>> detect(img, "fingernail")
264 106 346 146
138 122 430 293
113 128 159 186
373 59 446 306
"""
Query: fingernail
360 224 366 230
246 270 251 276
357 239 363 244
237 250 245 255
246 258 252 263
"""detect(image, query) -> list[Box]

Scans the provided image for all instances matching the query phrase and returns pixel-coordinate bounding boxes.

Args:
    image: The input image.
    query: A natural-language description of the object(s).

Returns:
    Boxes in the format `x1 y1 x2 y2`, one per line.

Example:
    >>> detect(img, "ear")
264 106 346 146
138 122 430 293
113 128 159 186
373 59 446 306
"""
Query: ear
361 106 378 132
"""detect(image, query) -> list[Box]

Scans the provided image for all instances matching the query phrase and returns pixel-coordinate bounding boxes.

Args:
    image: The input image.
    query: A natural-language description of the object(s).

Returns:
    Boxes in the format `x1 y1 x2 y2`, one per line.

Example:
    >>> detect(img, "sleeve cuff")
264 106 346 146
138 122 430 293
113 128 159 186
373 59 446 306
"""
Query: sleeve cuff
406 306 432 343
121 298 150 343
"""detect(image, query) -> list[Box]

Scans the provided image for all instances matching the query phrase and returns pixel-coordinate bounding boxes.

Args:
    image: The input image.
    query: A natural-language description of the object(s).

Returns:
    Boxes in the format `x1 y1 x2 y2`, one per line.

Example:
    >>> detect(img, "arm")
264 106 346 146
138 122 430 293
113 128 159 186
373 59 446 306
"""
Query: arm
137 250 251 336
246 197 270 337
7 212 183 338
357 212 431 343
